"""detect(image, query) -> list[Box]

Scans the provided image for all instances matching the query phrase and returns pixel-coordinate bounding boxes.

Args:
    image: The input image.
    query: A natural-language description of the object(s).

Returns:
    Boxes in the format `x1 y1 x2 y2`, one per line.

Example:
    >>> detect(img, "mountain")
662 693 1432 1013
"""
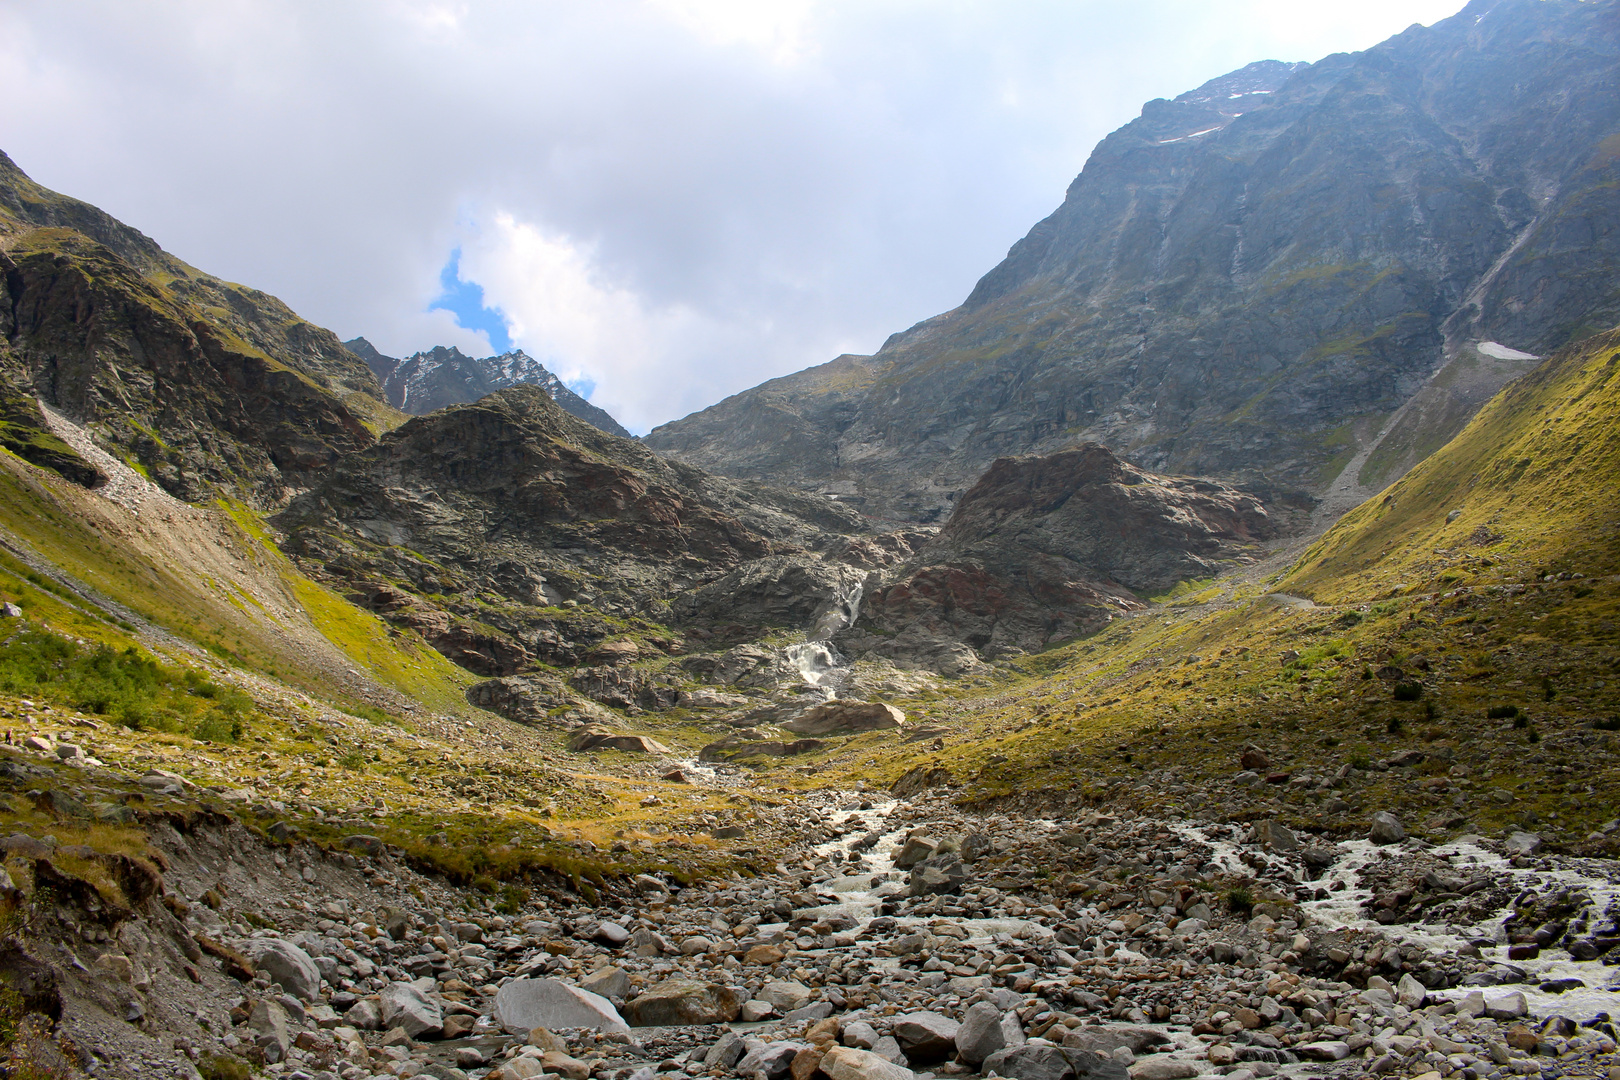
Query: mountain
646 0 1620 522
0 151 399 507
347 337 632 437
276 383 867 680
842 443 1276 664
807 320 1620 848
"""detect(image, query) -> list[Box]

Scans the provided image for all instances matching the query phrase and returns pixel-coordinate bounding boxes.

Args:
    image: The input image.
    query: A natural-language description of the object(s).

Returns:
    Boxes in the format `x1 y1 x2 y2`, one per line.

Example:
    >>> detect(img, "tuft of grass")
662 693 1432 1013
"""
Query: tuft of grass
1392 682 1423 702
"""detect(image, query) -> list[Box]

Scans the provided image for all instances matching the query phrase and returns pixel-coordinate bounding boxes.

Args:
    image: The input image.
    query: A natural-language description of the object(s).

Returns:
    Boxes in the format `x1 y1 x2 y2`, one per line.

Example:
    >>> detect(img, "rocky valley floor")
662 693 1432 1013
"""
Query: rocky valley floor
2 704 1618 1080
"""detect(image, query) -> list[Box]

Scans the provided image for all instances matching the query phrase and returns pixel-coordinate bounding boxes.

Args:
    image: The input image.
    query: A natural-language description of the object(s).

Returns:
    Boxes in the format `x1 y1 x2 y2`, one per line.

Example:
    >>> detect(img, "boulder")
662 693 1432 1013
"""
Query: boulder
1484 992 1528 1021
893 1011 960 1062
1128 1062 1199 1080
707 1032 748 1069
248 999 292 1063
1240 746 1272 771
1368 812 1407 845
737 1041 807 1080
1397 973 1427 1008
759 979 812 1012
907 854 968 896
493 978 629 1035
380 982 442 1039
1296 1042 1351 1061
954 1001 1007 1065
1061 1026 1171 1056
566 727 670 754
1256 820 1299 852
821 1046 917 1080
625 979 740 1026
1505 831 1542 856
893 836 938 869
246 939 322 1002
983 1045 1129 1080
783 701 905 736
890 764 953 796
580 966 631 999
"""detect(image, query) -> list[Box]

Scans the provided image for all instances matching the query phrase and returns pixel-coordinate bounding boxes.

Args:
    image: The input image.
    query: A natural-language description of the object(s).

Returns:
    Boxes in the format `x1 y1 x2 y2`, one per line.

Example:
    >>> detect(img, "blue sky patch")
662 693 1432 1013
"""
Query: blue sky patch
429 249 512 354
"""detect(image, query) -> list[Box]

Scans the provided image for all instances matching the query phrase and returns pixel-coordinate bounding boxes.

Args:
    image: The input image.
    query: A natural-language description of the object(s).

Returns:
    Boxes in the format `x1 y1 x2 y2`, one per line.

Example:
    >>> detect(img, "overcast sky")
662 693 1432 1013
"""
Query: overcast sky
0 0 1466 433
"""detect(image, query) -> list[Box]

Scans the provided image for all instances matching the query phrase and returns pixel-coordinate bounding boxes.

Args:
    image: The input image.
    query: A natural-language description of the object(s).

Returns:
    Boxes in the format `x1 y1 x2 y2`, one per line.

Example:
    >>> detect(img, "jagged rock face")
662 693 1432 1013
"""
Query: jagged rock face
347 338 632 437
277 385 867 677
0 152 384 505
673 554 869 637
647 0 1620 521
847 444 1272 659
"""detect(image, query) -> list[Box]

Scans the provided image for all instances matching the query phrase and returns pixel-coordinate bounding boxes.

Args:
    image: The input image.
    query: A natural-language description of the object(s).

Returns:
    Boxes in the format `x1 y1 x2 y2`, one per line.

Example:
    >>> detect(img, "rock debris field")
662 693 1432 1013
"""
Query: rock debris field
24 790 1620 1080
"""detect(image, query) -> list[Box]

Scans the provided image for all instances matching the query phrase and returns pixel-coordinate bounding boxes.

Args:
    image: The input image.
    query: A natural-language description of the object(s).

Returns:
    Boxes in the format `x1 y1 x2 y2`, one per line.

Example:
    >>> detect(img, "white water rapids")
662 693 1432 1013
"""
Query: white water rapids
1173 822 1620 1021
783 580 865 699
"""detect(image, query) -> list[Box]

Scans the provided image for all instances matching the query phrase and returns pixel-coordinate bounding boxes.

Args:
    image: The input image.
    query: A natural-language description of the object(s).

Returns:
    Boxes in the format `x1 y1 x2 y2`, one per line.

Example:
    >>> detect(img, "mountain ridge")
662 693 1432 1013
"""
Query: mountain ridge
646 0 1620 522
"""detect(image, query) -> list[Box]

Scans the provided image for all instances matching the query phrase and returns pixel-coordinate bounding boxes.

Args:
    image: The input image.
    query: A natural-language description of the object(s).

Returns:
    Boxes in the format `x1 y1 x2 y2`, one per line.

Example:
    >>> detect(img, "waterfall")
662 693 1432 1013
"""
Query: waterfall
810 579 864 641
785 580 864 698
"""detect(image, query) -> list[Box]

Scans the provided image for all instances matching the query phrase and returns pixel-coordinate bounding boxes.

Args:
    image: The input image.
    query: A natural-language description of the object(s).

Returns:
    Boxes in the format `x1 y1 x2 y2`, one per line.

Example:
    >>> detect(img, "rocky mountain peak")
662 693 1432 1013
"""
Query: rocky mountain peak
347 336 631 437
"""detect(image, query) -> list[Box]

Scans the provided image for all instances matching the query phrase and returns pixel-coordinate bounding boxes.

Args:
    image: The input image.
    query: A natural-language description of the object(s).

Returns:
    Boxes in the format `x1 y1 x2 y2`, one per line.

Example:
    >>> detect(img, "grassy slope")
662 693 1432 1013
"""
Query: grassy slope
751 327 1620 849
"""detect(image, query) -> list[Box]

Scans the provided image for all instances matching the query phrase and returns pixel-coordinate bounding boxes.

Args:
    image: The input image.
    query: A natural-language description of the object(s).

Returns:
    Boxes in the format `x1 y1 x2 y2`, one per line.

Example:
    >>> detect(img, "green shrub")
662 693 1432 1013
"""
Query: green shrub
1387 716 1405 734
1487 705 1521 720
198 1054 251 1080
1593 717 1620 732
1225 887 1254 914
1392 682 1424 702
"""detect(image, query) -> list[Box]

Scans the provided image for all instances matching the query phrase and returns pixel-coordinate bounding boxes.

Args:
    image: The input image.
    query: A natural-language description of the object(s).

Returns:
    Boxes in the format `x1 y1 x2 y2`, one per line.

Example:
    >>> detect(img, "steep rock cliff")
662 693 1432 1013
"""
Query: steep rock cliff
647 0 1620 522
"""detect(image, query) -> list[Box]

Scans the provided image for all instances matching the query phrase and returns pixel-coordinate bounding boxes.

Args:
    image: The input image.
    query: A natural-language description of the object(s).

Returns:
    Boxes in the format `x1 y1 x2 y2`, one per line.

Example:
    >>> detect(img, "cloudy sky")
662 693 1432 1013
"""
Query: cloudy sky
1 0 1465 433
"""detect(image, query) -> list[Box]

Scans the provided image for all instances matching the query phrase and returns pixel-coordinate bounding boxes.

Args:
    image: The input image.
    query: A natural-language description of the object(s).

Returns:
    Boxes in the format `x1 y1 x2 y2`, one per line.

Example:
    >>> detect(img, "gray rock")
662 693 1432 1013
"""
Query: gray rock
1256 820 1299 852
625 979 740 1026
982 1045 1129 1080
843 1021 881 1049
346 999 382 1030
740 999 776 1022
821 1046 918 1080
380 982 443 1039
1505 831 1542 856
893 835 938 869
870 1037 907 1066
706 1032 747 1069
785 1001 834 1022
579 966 631 1000
953 1001 1007 1065
960 833 992 862
784 700 905 736
735 1041 805 1080
1296 1041 1351 1062
248 999 292 1063
1127 1061 1199 1080
1396 973 1427 1008
1368 812 1407 845
493 978 629 1035
907 853 967 896
1062 1026 1171 1056
1001 1011 1027 1050
759 979 812 1012
246 939 322 1002
593 921 630 946
893 1011 960 1062
1484 992 1528 1020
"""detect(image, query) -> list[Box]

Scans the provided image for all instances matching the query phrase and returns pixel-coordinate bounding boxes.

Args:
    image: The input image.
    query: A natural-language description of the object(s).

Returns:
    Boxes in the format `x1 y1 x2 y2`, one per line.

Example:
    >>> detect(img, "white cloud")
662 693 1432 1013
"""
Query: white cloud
0 0 1468 434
